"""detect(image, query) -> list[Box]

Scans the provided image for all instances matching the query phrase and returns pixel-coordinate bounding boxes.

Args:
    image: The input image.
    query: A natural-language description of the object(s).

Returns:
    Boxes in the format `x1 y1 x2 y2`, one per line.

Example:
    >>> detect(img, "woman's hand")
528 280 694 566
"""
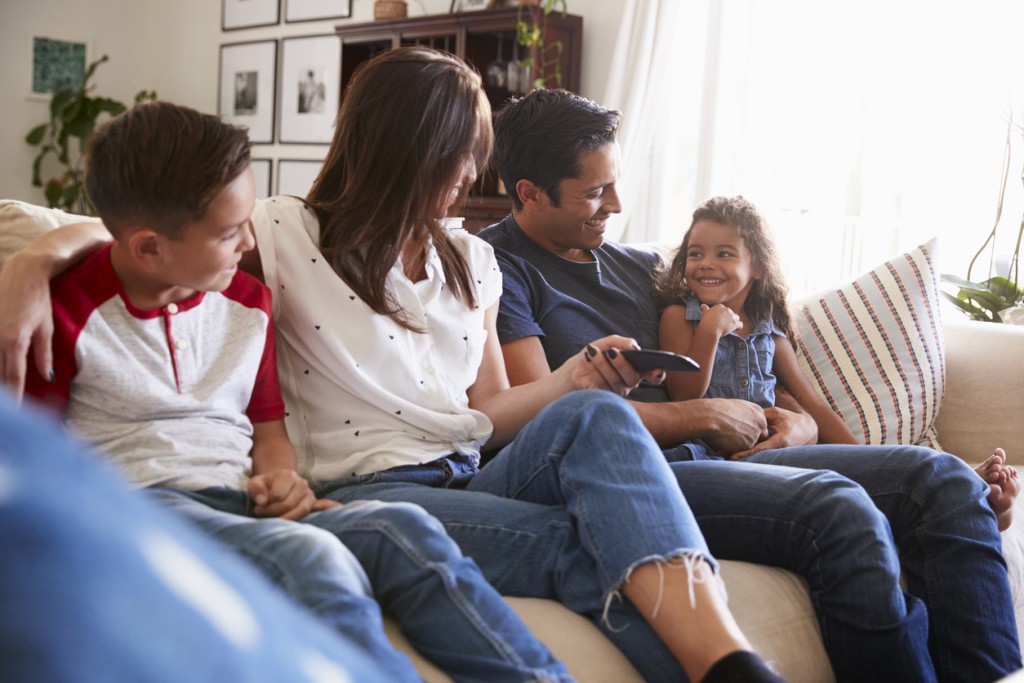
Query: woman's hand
559 335 666 397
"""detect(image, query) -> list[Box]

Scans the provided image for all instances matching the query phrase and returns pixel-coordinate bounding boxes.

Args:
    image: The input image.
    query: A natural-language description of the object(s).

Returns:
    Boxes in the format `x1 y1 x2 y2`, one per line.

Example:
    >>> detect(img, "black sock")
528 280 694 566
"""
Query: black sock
700 651 788 683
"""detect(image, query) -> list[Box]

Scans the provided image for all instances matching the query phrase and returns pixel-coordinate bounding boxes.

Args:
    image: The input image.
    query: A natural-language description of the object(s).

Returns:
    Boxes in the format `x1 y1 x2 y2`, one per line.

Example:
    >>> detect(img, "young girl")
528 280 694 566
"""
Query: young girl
654 195 1018 528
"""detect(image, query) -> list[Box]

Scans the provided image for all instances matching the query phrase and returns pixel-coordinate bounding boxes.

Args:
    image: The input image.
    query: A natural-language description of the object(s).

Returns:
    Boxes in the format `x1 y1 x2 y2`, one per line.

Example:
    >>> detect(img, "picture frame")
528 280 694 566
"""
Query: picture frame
277 159 324 197
278 35 341 145
219 40 277 144
30 34 88 99
251 158 273 199
222 0 280 30
450 0 489 11
285 0 351 23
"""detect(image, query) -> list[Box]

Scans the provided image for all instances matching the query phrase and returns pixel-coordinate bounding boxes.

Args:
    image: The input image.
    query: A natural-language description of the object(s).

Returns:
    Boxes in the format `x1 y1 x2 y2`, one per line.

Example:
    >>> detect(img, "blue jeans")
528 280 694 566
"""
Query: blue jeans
665 441 1020 682
317 390 1021 683
736 445 1021 683
2 396 383 683
148 488 569 683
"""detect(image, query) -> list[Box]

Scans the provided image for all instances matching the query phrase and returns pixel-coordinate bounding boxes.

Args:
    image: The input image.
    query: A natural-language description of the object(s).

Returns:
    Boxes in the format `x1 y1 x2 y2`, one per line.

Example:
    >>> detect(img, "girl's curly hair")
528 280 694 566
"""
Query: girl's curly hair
652 195 796 343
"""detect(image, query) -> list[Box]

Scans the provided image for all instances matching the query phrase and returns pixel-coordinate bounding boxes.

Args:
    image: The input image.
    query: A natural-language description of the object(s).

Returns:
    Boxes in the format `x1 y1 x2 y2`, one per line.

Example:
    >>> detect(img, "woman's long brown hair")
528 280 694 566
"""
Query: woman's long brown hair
308 47 493 330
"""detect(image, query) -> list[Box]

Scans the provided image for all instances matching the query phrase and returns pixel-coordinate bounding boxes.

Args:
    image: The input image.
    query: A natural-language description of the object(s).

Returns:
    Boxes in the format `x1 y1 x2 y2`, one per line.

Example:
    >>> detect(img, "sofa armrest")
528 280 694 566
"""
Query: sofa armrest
937 318 1024 466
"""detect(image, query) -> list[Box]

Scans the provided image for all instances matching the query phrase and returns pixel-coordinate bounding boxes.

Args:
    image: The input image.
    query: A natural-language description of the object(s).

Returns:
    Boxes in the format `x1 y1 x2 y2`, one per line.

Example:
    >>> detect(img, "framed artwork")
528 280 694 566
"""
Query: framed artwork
285 0 351 23
30 35 88 98
278 35 341 145
222 0 280 30
277 159 324 197
450 0 490 11
219 40 277 144
251 158 273 199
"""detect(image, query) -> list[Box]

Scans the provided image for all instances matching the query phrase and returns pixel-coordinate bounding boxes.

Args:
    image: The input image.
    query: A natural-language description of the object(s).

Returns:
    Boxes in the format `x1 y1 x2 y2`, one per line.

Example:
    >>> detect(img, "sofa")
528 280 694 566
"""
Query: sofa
2 199 1022 682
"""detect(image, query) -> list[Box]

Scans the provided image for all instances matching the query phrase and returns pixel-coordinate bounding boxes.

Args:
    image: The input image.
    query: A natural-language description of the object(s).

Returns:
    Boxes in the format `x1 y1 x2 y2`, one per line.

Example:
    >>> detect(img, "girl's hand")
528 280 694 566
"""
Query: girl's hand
699 303 742 338
563 336 666 397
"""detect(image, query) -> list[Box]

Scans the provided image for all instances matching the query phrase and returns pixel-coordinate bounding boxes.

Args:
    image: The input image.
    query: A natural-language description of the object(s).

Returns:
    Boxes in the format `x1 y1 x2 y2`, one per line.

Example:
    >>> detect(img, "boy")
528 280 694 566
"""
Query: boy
24 101 569 683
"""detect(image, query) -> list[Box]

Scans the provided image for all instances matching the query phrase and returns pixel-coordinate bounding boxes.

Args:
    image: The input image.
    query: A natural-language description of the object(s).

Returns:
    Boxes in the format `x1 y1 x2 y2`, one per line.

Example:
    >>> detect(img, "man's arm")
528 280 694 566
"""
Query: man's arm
0 222 112 401
500 335 769 451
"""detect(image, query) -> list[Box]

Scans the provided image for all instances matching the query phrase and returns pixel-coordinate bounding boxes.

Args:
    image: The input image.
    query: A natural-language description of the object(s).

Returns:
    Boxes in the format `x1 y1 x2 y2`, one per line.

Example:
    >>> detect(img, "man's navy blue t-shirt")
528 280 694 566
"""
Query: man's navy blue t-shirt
477 213 668 403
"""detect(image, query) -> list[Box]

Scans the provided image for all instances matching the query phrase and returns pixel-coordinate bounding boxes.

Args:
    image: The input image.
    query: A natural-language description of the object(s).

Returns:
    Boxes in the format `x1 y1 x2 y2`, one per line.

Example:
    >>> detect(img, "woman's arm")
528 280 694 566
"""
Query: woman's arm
0 222 112 401
772 337 859 445
468 302 657 449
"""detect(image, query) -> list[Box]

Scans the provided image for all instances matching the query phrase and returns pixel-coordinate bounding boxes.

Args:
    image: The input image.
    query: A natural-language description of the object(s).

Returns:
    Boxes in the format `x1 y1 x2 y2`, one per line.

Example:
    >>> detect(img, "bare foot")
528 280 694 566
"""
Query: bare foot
976 448 1020 531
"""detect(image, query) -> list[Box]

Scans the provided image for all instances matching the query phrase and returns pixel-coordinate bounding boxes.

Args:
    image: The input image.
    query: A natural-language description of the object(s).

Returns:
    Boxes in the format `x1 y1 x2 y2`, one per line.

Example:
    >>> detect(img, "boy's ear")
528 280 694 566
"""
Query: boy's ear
124 229 164 268
515 179 549 210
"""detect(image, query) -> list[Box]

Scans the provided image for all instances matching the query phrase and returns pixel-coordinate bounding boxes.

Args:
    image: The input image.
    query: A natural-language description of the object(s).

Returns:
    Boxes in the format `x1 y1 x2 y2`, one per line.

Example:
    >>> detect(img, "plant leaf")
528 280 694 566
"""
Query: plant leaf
25 124 47 146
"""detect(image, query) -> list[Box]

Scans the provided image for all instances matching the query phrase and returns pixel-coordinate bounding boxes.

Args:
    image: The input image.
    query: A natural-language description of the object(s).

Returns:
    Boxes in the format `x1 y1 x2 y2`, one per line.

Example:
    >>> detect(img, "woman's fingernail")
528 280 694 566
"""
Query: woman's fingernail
632 341 641 350
607 348 618 359
586 344 597 358
48 369 55 383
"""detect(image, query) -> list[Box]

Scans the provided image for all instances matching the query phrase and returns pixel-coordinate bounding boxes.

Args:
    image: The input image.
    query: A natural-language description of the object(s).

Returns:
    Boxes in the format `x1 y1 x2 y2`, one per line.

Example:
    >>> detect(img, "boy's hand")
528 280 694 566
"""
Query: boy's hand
699 303 742 338
248 469 339 520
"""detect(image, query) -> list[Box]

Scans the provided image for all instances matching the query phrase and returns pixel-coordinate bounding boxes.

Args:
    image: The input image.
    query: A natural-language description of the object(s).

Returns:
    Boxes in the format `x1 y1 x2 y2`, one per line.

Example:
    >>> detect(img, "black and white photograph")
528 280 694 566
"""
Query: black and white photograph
278 35 340 144
297 69 326 114
219 40 277 144
285 0 351 23
222 0 280 30
234 71 258 115
277 159 323 197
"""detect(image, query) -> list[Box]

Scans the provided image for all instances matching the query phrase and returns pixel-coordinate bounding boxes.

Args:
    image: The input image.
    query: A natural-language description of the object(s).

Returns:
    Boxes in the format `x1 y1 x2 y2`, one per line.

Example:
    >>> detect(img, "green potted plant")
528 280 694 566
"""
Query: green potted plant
25 54 156 215
941 114 1024 323
515 0 567 89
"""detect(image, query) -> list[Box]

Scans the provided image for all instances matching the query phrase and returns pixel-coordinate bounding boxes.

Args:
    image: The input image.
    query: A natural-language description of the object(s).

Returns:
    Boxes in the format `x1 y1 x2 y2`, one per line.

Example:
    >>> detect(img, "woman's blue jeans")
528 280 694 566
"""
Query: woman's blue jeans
316 390 1021 683
148 488 570 683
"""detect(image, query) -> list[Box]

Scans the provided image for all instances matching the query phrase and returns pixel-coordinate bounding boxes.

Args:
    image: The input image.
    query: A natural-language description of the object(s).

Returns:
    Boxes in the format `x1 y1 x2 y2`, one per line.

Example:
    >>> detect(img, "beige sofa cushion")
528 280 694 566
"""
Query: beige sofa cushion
0 200 99 275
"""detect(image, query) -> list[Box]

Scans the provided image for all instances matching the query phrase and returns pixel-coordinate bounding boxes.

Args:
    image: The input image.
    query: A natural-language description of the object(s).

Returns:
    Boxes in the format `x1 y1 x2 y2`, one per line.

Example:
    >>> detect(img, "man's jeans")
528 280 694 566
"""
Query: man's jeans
149 488 570 683
317 390 1021 683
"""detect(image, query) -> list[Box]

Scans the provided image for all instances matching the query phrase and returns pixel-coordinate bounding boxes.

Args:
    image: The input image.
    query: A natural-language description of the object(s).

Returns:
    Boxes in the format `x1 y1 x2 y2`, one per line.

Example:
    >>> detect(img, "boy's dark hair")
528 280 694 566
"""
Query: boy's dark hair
493 89 621 210
84 101 252 240
653 195 796 343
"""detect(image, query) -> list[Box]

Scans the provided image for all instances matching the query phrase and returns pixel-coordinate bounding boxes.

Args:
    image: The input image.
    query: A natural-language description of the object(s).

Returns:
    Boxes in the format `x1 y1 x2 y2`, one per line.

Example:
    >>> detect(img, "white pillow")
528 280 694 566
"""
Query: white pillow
793 238 944 449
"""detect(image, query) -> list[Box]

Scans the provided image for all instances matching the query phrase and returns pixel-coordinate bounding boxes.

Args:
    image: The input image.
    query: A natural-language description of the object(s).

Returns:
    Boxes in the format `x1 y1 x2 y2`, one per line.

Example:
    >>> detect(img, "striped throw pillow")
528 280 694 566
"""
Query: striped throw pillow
793 239 944 449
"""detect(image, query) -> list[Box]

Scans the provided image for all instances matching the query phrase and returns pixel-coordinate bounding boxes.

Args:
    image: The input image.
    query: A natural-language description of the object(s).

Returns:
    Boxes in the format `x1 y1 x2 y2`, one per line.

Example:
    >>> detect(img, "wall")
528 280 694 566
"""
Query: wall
1 0 624 206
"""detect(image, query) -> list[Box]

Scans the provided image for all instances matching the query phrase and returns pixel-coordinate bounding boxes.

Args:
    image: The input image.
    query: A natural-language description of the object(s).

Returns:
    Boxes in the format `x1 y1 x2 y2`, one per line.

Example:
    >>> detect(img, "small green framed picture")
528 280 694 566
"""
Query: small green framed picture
31 35 88 97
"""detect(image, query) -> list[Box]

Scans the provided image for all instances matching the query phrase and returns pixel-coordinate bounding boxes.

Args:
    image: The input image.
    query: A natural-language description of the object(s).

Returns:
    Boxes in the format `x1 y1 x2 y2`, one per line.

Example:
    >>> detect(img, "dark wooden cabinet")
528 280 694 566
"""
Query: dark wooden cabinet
335 7 583 231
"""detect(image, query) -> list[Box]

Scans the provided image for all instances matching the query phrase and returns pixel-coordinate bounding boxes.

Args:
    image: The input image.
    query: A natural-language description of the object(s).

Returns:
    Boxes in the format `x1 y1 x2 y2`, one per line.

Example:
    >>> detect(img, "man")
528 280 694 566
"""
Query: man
477 88 1021 683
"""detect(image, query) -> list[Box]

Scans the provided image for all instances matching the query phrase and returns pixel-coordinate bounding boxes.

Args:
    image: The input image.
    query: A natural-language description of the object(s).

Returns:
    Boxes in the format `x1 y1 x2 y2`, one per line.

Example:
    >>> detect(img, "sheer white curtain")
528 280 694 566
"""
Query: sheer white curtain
607 0 1024 295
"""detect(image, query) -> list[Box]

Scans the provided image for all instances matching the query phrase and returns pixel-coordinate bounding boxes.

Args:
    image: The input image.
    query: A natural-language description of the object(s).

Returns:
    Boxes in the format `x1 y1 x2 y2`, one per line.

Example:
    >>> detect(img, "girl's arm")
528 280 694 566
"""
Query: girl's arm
659 303 736 401
0 221 112 401
772 336 859 444
468 302 661 449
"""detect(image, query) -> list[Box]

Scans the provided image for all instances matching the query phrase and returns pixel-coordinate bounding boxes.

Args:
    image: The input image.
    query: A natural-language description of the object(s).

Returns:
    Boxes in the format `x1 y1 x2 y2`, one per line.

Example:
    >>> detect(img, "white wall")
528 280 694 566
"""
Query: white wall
1 0 624 206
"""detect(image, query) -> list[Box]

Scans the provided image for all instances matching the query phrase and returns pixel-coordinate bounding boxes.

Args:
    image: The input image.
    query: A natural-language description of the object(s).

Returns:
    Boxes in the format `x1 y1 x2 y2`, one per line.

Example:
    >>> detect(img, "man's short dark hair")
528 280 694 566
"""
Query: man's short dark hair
493 89 621 210
84 101 251 239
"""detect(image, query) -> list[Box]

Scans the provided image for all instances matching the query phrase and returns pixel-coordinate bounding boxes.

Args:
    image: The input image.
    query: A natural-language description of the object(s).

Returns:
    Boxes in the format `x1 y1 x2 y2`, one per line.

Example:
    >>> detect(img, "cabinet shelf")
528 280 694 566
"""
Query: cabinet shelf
335 7 582 232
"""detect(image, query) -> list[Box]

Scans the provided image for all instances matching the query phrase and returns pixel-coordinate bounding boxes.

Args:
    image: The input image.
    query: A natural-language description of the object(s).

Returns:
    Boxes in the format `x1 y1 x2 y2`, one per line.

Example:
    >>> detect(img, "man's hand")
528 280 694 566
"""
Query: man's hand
694 398 770 455
0 251 55 402
248 469 339 520
730 405 818 460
